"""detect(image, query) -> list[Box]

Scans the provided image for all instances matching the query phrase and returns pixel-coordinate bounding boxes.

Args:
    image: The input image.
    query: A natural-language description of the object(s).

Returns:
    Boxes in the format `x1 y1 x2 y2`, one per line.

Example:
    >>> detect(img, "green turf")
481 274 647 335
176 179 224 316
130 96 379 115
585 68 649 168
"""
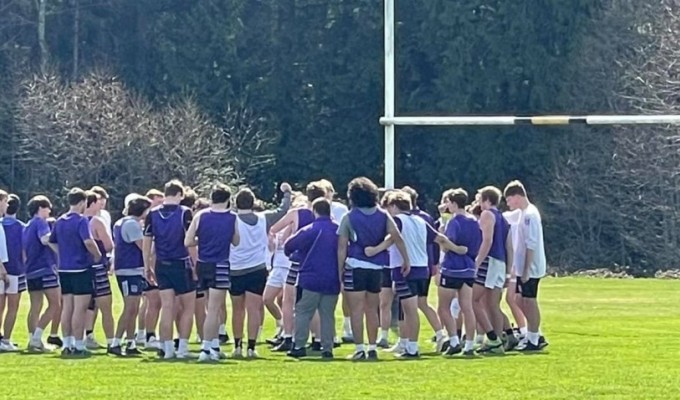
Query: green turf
0 277 678 399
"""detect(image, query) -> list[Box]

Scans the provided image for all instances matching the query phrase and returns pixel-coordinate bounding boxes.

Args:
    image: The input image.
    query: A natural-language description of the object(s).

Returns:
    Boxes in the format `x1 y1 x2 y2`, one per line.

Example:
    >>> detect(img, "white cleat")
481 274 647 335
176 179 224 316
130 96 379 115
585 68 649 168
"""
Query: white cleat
198 351 212 363
386 342 405 354
28 340 47 352
0 341 19 352
163 350 176 360
247 349 259 359
435 337 448 353
85 337 103 350
175 350 191 359
232 347 243 358
145 338 162 350
211 350 227 360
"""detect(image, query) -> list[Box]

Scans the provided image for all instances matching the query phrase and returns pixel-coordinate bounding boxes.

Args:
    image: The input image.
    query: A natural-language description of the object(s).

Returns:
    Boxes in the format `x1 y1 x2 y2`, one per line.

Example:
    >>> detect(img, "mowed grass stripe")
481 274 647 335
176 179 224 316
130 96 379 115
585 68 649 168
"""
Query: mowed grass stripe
0 277 678 399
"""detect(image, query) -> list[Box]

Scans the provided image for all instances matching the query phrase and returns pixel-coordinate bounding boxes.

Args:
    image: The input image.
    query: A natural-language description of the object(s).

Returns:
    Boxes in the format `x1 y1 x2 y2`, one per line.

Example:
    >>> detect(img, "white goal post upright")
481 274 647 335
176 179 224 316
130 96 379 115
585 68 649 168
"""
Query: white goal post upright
381 0 680 189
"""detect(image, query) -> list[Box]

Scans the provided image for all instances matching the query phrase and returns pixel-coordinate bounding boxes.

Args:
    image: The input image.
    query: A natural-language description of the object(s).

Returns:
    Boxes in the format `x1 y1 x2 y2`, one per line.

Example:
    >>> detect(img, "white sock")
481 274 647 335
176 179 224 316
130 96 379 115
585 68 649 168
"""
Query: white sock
201 340 211 352
475 334 485 345
399 337 408 347
111 338 120 347
211 338 220 349
449 335 460 347
275 319 282 328
164 341 174 356
355 343 365 352
106 338 114 346
178 338 189 353
33 328 44 341
379 329 389 341
218 324 226 335
75 340 85 351
283 333 292 338
137 329 145 339
464 340 474 352
66 336 75 348
528 332 539 346
519 326 528 336
435 329 445 341
407 341 418 354
367 343 377 352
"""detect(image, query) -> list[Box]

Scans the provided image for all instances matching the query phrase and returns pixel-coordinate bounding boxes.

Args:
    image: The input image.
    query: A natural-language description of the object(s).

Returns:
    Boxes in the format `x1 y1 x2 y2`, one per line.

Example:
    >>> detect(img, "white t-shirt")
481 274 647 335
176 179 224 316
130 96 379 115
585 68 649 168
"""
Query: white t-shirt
0 224 8 263
512 204 546 279
331 201 348 223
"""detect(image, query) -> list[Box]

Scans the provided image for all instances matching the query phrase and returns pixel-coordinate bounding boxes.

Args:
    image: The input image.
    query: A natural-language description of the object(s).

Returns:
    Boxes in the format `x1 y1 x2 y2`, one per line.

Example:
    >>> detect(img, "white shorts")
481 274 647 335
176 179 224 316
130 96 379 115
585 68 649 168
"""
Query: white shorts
484 258 506 290
266 266 289 289
0 274 27 295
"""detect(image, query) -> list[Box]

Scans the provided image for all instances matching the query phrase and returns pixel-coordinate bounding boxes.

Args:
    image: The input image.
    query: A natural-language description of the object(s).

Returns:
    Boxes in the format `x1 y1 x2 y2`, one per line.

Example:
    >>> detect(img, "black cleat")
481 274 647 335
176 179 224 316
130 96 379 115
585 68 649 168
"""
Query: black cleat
367 350 378 361
286 347 307 358
397 351 420 359
538 336 549 349
107 345 123 356
431 335 437 343
309 341 322 352
71 349 91 357
321 351 334 360
273 338 293 352
267 336 283 347
440 341 450 353
126 347 143 356
60 347 73 356
219 333 229 345
48 336 64 348
348 350 367 361
444 344 462 356
519 342 543 352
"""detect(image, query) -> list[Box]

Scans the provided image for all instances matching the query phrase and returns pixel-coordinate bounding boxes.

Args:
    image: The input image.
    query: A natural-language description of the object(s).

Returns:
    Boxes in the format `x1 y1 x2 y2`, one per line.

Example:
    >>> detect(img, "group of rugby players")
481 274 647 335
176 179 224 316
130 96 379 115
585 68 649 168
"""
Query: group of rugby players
0 176 547 360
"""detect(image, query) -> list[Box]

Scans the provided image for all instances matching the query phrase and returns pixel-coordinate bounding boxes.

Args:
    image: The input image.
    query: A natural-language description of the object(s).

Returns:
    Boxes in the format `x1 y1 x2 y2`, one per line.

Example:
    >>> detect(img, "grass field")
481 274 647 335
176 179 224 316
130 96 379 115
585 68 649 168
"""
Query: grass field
0 277 678 399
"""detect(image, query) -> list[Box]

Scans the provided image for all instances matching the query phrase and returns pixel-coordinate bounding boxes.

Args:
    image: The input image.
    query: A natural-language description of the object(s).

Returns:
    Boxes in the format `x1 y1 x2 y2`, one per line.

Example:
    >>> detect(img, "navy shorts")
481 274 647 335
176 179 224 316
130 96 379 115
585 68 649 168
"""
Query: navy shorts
156 259 195 295
197 261 231 291
286 262 300 286
116 275 147 297
439 275 474 290
59 269 94 296
27 273 59 292
381 268 393 288
516 278 540 298
143 279 158 292
230 268 267 296
395 278 430 300
343 268 381 294
92 264 112 298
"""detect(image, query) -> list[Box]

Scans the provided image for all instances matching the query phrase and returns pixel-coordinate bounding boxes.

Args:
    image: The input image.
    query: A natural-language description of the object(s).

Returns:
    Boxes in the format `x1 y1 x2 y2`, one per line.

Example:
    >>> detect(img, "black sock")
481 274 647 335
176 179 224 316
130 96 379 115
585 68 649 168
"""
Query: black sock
487 331 498 341
456 329 462 339
285 337 293 344
85 330 93 336
234 338 242 348
247 339 256 351
504 328 514 336
146 332 155 342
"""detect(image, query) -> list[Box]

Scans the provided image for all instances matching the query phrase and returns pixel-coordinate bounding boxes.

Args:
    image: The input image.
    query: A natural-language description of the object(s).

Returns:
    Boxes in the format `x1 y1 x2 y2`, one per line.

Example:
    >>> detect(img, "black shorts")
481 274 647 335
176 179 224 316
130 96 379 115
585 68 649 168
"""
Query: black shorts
59 269 94 296
381 268 393 288
286 262 300 286
230 269 267 296
516 278 540 298
343 268 381 294
197 261 231 291
395 278 430 300
92 264 112 298
439 275 474 290
27 273 60 292
116 275 146 297
143 279 158 292
155 259 195 295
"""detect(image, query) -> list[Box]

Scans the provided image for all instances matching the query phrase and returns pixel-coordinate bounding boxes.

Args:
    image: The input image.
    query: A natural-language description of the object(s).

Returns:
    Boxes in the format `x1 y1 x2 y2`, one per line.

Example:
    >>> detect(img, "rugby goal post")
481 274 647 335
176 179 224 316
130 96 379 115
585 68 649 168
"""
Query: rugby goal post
380 0 680 189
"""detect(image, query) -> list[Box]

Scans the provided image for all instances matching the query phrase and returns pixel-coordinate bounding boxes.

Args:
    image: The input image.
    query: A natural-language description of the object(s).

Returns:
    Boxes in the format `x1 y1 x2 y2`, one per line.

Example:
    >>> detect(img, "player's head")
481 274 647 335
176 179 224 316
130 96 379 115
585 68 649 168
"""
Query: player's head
478 186 502 211
6 194 21 216
306 181 327 203
27 195 52 218
164 180 185 202
86 191 101 213
180 186 197 208
401 186 418 209
385 190 412 216
67 187 88 213
126 195 152 218
318 179 336 200
0 190 8 215
235 188 256 210
444 188 468 213
503 180 527 211
91 186 109 209
348 177 379 208
210 183 231 206
145 189 164 207
312 198 331 219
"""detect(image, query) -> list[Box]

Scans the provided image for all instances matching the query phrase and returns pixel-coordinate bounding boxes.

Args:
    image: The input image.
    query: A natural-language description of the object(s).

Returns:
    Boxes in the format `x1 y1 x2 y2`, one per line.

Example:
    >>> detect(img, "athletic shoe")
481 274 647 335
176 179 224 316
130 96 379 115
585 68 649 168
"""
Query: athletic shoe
477 339 504 355
463 349 476 357
232 347 243 358
539 336 549 349
247 349 258 358
440 341 450 353
348 350 366 361
444 344 462 356
219 333 229 344
321 351 334 360
341 335 354 344
175 349 191 359
435 337 448 353
286 347 306 358
273 338 293 352
210 349 227 360
519 342 543 352
367 350 378 360
516 337 529 351
47 336 63 348
125 347 143 356
333 337 342 348
173 338 180 350
504 334 520 352
0 341 19 352
85 336 103 350
376 338 390 349
163 349 175 360
309 341 322 352
386 341 405 354
266 336 283 347
107 345 123 356
27 340 46 352
61 347 73 356
145 338 161 350
431 335 437 343
198 351 213 363
71 349 91 357
396 351 420 359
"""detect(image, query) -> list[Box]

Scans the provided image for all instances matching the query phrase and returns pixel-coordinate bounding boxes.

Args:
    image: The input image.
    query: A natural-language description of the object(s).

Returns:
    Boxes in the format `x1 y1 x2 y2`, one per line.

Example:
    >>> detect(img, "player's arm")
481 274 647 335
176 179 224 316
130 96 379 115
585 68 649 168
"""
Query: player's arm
365 235 393 257
93 217 114 253
184 211 201 248
432 224 468 255
337 215 350 281
386 214 410 276
269 208 297 236
284 227 313 258
231 219 240 247
264 183 292 230
475 210 494 267
522 214 539 282
504 230 513 276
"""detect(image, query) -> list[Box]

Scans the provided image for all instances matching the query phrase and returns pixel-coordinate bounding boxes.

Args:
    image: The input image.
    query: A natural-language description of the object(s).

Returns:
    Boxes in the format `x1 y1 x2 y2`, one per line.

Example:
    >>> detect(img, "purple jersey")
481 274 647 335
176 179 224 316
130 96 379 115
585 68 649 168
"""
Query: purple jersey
196 210 237 263
441 214 481 279
23 216 57 279
144 205 191 261
113 217 144 271
488 208 510 261
347 208 389 266
288 209 315 264
50 212 93 271
2 217 26 275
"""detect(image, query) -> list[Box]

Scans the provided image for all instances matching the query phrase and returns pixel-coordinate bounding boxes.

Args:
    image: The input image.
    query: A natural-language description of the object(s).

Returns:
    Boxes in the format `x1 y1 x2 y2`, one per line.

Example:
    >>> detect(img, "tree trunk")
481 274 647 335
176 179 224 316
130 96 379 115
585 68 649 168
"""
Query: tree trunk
38 0 48 74
72 0 79 79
